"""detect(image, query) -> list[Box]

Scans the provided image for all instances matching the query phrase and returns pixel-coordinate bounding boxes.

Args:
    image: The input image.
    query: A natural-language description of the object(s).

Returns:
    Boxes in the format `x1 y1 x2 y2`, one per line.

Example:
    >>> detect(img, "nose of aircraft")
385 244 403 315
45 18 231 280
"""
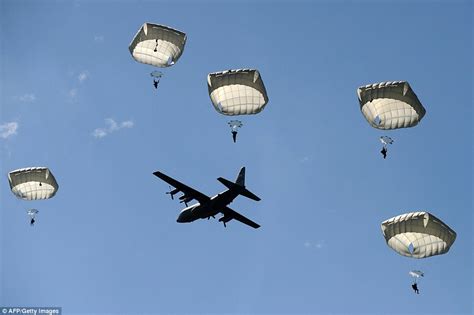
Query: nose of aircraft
177 210 190 223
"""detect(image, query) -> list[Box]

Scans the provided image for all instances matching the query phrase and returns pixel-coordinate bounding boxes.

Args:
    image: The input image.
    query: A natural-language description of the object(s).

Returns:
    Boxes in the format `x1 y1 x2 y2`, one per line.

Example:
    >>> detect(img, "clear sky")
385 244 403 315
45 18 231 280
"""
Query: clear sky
0 1 472 314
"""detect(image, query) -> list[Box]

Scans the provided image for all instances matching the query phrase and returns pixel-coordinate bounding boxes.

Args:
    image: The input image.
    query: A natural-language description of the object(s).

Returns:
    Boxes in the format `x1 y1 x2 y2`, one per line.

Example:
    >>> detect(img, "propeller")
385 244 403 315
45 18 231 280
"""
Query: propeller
165 186 177 200
219 215 229 228
179 195 192 207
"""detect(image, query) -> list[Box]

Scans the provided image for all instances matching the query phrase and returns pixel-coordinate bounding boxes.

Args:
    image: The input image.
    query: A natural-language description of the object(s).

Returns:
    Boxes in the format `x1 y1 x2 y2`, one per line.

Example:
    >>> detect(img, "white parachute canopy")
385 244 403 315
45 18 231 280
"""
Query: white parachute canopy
381 211 456 259
129 23 187 68
357 81 426 130
409 270 424 278
8 167 59 200
207 69 269 116
380 136 394 146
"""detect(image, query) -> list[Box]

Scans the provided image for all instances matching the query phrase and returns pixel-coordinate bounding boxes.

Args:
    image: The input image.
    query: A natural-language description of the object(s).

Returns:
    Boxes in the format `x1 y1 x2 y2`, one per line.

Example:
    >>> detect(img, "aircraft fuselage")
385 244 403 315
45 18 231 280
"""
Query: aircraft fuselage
177 189 239 223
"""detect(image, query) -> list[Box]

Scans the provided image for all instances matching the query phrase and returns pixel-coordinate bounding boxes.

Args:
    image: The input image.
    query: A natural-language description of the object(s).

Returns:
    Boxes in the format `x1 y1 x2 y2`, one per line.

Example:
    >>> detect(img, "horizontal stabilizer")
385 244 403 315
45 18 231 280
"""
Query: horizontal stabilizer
217 177 261 201
222 206 260 229
239 187 261 202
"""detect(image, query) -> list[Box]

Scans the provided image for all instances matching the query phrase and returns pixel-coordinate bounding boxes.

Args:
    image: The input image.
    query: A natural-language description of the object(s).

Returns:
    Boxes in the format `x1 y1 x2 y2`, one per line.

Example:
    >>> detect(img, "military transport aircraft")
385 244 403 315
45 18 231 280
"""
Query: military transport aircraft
153 167 261 229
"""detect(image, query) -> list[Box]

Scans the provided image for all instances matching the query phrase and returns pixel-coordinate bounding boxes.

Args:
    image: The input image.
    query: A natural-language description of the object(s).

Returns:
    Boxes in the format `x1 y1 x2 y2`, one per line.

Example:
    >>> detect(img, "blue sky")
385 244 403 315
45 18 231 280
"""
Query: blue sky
1 1 472 314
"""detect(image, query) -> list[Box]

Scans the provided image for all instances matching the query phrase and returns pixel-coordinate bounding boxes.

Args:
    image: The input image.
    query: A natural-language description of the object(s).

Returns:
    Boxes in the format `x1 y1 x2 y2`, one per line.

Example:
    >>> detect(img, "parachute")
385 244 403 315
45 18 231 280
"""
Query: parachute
208 69 269 116
381 211 456 259
207 69 269 142
8 167 59 200
129 23 186 89
8 167 58 225
357 81 426 130
129 23 186 68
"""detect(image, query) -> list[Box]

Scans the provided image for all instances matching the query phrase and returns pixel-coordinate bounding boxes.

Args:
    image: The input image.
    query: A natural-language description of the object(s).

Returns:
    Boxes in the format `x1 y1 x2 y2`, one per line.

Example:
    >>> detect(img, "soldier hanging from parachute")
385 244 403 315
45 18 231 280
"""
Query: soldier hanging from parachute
8 167 59 226
357 81 426 158
381 211 456 294
379 136 393 159
207 69 269 143
129 23 187 91
409 270 424 294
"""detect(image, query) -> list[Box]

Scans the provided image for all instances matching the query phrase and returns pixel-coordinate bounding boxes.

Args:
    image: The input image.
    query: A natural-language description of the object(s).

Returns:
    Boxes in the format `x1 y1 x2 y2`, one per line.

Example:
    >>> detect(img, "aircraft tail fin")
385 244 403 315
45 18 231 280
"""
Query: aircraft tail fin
235 167 245 186
217 167 260 201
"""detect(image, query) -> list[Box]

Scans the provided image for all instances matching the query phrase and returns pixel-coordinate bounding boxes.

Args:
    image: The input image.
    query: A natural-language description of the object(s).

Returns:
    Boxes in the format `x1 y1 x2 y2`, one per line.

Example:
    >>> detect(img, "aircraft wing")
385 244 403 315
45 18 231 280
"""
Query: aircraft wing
222 206 260 229
153 171 210 204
